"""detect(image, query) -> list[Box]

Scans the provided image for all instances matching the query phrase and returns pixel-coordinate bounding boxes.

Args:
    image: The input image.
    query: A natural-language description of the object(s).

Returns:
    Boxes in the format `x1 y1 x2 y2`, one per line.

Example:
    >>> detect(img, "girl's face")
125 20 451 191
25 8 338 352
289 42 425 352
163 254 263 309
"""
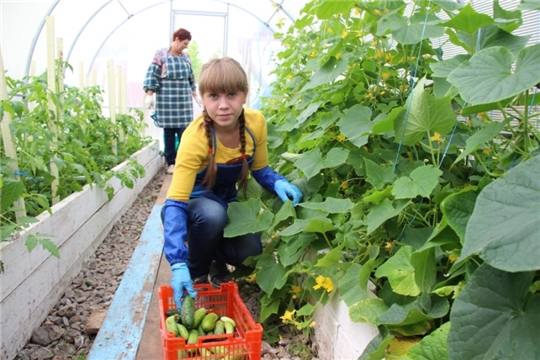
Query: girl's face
202 91 247 130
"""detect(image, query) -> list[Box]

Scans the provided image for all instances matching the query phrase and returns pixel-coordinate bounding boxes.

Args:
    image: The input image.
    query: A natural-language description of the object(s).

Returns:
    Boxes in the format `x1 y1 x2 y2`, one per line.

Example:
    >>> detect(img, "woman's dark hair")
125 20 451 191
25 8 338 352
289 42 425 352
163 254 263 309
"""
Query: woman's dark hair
198 57 250 194
172 28 191 42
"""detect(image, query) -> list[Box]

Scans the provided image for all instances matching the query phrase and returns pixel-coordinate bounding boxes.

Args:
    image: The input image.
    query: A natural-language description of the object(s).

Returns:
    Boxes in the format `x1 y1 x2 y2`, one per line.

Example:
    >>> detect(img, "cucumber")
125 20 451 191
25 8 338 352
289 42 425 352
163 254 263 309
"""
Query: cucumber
193 307 207 329
201 312 219 332
214 320 225 335
180 295 195 329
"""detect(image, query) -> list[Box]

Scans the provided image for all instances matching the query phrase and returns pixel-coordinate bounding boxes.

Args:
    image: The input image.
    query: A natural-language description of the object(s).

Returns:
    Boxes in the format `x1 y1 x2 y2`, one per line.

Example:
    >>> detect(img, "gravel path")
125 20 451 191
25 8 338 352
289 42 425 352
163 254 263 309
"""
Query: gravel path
14 167 317 360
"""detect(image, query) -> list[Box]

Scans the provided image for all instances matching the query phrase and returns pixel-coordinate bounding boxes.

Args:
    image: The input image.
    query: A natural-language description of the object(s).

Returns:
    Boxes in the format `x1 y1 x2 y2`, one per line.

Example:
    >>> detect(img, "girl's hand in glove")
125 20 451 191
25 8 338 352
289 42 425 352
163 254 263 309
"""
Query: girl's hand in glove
274 179 303 206
171 262 196 310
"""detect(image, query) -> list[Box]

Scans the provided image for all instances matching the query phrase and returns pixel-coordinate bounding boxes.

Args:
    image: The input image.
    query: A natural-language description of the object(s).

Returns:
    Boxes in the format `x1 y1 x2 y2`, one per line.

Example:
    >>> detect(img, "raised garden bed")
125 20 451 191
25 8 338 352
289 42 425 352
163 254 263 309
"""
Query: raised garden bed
0 140 162 360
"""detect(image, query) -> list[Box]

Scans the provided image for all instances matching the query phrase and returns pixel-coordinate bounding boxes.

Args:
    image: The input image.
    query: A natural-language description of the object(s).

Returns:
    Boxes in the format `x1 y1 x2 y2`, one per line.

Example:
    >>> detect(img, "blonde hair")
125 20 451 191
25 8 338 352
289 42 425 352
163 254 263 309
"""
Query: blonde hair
199 57 250 194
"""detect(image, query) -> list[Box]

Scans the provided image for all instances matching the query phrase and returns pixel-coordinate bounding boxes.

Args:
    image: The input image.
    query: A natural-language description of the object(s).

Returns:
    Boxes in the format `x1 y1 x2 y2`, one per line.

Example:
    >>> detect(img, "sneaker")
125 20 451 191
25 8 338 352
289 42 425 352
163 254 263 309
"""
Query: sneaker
192 274 209 284
209 261 233 288
166 164 175 174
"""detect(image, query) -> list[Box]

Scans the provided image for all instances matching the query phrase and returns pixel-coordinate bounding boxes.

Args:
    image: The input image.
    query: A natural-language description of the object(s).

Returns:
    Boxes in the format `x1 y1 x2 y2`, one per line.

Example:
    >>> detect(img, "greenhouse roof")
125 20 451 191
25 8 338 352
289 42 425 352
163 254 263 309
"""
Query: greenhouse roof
1 0 307 105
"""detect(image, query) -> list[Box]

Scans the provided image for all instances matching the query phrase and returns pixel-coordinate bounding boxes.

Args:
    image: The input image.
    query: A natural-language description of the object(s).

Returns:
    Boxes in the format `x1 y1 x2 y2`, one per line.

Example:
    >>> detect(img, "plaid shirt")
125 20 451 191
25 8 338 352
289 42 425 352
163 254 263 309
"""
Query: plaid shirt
143 49 196 128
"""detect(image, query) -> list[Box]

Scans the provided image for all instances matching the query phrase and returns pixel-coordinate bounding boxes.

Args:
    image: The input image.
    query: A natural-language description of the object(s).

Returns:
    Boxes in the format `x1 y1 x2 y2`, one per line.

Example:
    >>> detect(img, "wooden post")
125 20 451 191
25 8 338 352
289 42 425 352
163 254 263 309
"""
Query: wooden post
57 38 64 125
107 60 117 155
79 62 85 91
46 16 59 205
117 65 125 143
0 48 27 220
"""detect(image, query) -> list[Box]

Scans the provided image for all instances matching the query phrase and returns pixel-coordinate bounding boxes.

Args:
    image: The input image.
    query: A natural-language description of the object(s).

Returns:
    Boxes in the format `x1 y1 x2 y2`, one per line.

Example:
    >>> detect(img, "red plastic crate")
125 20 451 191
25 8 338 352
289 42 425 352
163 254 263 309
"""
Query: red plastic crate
159 282 263 360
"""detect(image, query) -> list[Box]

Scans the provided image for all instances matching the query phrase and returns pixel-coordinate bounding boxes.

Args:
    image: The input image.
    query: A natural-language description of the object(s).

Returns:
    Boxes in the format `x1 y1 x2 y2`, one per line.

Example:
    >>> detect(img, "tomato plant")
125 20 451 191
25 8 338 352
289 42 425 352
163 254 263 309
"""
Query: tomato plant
1 66 152 267
226 1 540 358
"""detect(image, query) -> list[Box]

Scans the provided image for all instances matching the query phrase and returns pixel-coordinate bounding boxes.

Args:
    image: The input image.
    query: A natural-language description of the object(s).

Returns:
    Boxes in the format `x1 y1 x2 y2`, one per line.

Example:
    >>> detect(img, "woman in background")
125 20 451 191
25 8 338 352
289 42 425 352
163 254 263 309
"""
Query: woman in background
143 28 198 174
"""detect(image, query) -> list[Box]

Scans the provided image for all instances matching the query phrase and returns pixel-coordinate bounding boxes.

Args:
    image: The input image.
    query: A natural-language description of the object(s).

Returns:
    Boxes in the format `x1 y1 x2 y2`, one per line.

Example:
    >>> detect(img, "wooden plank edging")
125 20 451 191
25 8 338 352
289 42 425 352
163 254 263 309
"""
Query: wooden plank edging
87 204 164 360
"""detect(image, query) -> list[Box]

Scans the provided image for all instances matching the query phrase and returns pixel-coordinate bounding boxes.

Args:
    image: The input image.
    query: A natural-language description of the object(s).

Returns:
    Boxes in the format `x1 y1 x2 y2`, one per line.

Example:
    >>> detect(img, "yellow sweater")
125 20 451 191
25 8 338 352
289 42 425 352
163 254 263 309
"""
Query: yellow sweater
166 108 270 202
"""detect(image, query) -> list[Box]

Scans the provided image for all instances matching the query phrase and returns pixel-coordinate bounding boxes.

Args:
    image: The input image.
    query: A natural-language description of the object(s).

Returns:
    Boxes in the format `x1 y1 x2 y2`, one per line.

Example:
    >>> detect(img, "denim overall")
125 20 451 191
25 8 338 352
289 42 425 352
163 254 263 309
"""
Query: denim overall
185 126 262 278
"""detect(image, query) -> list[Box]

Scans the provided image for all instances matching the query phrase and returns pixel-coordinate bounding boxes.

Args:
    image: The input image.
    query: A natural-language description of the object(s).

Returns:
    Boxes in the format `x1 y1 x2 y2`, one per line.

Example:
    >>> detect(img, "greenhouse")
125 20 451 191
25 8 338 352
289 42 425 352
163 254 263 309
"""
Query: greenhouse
1 0 540 359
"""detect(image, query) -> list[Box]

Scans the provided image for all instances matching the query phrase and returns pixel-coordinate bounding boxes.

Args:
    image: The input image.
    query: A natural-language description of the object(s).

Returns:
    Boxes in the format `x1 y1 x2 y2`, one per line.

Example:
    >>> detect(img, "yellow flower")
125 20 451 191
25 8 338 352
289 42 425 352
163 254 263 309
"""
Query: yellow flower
328 27 333 33
310 321 316 328
374 9 382 16
483 147 491 155
313 276 334 293
430 132 441 141
340 182 348 190
310 50 317 57
280 310 295 323
337 133 346 142
354 9 360 16
384 241 394 253
246 273 256 283
449 254 458 263
371 41 378 47
336 52 342 59
290 285 301 294
341 29 348 38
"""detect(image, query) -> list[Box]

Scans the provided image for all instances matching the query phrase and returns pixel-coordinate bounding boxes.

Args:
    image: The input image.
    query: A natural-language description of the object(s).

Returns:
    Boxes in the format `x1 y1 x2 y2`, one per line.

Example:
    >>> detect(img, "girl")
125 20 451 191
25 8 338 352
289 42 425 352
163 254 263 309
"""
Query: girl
162 57 302 308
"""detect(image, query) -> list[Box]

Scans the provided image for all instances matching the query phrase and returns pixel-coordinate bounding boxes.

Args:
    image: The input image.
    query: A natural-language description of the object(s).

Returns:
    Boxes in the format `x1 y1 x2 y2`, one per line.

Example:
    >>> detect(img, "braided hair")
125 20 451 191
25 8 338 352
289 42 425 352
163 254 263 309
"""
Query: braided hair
198 57 250 193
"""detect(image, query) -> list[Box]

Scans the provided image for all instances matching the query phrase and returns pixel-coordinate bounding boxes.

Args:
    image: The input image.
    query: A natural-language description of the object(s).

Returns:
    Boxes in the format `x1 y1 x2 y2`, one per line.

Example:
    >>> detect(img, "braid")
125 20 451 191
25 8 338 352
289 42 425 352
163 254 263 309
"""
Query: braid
201 109 217 189
238 110 249 196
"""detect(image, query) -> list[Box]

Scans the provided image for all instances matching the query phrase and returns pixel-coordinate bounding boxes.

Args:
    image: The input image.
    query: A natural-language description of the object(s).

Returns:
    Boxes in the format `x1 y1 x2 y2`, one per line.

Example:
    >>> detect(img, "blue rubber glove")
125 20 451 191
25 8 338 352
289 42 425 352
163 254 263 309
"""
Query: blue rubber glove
274 179 303 206
171 262 197 311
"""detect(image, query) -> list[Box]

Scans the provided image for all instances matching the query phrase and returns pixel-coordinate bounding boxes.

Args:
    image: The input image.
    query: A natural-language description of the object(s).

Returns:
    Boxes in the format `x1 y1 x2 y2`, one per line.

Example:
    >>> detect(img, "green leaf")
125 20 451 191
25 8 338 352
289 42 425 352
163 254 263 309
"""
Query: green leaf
296 100 323 128
298 197 354 213
278 233 315 267
1 178 25 210
411 247 436 293
224 198 273 237
364 158 395 190
279 217 336 236
338 263 367 306
493 1 522 33
259 294 280 323
294 147 349 179
365 199 410 235
447 44 540 105
394 77 457 145
392 165 442 199
336 104 372 147
41 239 60 258
313 0 356 19
378 294 449 329
440 188 479 244
454 120 506 163
448 263 540 360
518 0 540 11
441 3 494 34
301 57 348 91
358 326 394 360
407 322 450 360
272 200 296 228
256 254 288 294
350 298 389 324
393 13 446 45
375 246 421 297
458 155 540 272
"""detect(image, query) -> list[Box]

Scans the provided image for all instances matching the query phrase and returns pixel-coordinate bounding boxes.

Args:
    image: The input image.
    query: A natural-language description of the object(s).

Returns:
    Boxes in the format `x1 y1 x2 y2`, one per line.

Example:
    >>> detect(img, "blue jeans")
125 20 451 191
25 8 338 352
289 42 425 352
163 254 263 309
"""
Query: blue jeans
186 197 262 278
163 128 186 165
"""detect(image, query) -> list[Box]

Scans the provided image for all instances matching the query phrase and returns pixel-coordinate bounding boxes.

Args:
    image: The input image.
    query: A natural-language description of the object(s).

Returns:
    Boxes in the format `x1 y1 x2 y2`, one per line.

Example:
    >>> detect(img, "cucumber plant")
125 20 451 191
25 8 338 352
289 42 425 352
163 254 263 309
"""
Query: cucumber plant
225 1 540 358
